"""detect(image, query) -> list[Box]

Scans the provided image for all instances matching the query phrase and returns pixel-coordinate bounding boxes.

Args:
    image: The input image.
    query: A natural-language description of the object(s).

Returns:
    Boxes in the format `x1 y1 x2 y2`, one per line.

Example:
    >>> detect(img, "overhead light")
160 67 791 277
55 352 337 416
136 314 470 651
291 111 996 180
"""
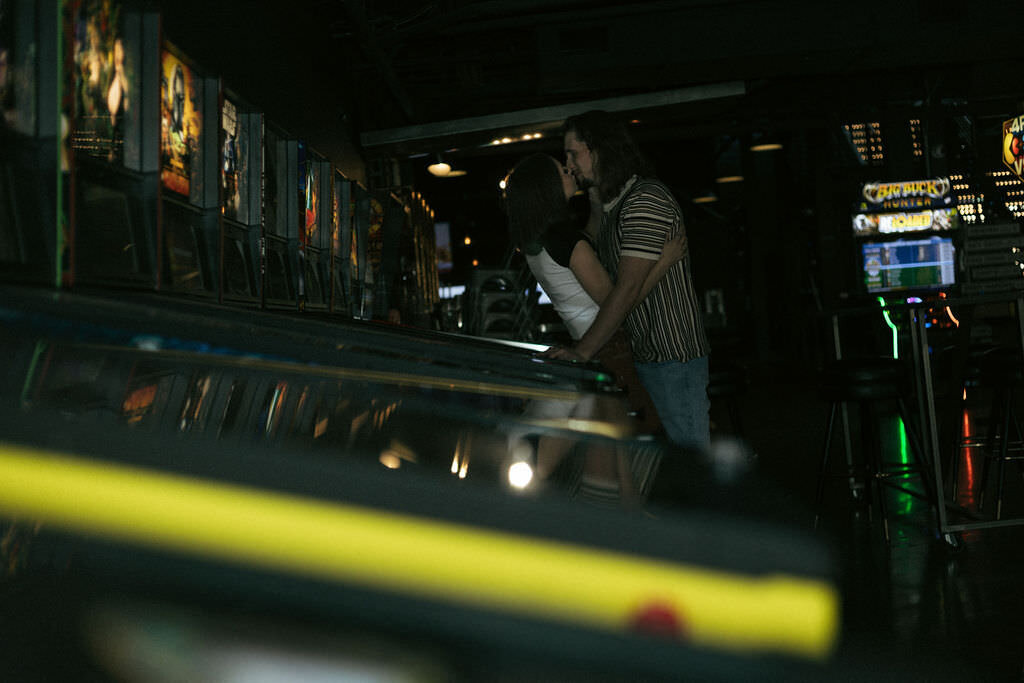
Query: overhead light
445 169 467 177
508 461 534 489
713 136 744 184
489 132 543 146
749 129 783 152
427 160 451 177
692 191 718 204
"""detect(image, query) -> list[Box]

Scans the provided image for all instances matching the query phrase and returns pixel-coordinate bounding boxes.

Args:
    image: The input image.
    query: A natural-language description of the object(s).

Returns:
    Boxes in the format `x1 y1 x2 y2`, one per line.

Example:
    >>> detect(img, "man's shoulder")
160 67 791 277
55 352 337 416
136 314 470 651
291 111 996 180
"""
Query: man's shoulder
622 178 679 212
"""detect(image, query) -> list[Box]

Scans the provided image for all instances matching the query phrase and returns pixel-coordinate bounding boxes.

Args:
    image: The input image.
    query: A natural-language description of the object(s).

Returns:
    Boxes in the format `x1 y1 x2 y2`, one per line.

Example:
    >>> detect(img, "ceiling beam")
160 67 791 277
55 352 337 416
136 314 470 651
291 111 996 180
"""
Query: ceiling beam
360 81 746 152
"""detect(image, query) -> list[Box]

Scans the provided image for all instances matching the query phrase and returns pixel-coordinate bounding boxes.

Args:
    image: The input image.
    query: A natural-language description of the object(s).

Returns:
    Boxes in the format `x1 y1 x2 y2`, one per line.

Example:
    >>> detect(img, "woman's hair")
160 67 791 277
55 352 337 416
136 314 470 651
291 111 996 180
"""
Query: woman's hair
562 110 653 203
501 153 572 250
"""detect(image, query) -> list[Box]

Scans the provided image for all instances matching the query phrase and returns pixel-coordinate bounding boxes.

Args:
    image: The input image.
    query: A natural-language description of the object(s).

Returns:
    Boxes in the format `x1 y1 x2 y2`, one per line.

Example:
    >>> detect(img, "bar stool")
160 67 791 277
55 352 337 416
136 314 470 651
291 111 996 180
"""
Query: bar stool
814 357 938 542
975 348 1024 519
707 360 746 438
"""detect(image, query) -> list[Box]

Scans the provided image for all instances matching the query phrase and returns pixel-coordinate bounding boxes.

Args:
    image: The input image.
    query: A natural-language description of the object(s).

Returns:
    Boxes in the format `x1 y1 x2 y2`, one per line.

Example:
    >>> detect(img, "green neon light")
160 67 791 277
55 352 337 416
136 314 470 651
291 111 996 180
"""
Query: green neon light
898 418 912 514
877 296 898 359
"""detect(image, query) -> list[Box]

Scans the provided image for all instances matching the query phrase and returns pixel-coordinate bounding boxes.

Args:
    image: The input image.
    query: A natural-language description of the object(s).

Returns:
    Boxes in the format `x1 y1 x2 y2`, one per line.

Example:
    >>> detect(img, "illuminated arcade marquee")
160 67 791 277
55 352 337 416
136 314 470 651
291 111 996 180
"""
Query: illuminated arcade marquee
852 178 962 296
852 177 961 237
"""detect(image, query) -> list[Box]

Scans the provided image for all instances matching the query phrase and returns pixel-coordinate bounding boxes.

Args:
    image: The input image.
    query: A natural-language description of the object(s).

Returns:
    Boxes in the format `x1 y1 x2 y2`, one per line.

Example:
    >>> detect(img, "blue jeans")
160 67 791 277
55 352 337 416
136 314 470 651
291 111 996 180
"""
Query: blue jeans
636 356 710 451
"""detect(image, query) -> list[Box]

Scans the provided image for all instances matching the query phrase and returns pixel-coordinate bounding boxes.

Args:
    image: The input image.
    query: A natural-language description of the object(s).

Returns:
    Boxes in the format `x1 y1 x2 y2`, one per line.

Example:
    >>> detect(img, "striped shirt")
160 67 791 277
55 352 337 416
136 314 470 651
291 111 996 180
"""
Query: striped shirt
598 176 709 364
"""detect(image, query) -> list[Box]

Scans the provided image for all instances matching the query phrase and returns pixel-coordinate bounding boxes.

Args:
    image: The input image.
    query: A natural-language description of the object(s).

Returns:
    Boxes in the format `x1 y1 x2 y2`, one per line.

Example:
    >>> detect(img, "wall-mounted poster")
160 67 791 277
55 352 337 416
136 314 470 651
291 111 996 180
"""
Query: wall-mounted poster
71 0 131 164
160 48 200 197
221 97 250 222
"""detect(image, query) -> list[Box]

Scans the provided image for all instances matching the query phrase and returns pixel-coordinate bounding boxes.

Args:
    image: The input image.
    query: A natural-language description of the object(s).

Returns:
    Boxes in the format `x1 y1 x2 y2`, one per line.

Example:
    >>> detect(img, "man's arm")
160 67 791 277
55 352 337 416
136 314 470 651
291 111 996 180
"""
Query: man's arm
546 255 655 361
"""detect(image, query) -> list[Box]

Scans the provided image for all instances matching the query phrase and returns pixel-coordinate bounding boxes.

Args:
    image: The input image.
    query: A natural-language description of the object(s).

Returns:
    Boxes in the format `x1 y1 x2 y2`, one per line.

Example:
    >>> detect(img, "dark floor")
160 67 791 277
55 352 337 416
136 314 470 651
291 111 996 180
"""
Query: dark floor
726 361 1024 681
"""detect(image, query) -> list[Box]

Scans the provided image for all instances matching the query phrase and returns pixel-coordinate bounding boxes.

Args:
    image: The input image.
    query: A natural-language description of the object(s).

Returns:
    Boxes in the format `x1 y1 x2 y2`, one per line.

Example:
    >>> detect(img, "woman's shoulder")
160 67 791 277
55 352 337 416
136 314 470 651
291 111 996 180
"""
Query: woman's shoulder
542 221 590 267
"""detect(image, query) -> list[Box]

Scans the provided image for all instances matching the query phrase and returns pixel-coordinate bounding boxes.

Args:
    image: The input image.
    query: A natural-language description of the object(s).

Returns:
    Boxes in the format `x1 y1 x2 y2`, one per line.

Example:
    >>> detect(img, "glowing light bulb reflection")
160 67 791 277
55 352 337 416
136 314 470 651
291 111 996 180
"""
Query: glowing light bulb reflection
508 461 534 489
379 453 401 469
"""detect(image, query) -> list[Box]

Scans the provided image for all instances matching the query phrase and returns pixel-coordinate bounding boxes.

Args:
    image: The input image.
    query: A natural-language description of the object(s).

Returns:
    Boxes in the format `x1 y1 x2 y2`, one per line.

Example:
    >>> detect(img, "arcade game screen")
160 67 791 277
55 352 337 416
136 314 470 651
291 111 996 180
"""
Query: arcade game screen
304 259 323 304
221 97 249 223
160 48 201 197
266 247 291 301
75 180 139 278
162 199 204 291
71 0 130 165
222 238 252 296
861 236 956 294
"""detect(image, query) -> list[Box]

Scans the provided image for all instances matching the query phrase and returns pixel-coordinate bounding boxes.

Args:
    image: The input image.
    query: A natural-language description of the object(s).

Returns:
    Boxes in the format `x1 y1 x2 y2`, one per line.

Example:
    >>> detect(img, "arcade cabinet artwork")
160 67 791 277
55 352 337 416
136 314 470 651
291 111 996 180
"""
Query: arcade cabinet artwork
160 49 200 197
853 178 960 295
298 146 324 306
221 97 247 222
366 197 384 315
349 195 360 313
304 158 318 246
71 0 129 165
1003 114 1024 181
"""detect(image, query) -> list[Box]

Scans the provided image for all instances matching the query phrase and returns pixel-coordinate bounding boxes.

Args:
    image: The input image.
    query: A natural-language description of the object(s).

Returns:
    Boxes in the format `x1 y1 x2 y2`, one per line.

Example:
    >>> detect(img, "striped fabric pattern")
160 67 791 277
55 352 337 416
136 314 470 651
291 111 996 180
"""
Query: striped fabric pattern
598 177 710 364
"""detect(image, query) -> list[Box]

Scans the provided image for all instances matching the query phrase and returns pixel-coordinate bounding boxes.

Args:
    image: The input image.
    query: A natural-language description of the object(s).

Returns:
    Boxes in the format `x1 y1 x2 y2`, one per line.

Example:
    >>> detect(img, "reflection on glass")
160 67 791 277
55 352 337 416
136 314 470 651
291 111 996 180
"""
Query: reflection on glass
288 385 310 437
163 208 203 290
312 397 329 439
122 364 175 426
507 461 533 489
122 383 156 423
257 381 288 437
223 238 252 296
178 373 212 432
218 378 247 437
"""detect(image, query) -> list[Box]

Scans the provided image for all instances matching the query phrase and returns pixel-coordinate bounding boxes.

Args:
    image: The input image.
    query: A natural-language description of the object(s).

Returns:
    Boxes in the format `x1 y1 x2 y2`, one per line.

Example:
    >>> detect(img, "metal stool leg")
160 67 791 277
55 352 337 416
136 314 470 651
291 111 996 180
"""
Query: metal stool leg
815 401 839 529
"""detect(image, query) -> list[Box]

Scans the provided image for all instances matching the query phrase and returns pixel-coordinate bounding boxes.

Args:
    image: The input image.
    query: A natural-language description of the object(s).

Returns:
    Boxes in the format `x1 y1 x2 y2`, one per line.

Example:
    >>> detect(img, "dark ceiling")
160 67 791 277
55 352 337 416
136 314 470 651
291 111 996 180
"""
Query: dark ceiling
164 0 1024 165
159 0 1024 299
336 0 1024 156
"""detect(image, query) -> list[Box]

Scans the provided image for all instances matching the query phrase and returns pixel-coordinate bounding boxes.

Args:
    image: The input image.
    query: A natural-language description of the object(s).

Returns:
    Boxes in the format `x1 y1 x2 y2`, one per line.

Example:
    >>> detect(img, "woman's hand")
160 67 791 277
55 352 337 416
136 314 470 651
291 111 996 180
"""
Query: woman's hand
540 345 588 362
661 232 688 265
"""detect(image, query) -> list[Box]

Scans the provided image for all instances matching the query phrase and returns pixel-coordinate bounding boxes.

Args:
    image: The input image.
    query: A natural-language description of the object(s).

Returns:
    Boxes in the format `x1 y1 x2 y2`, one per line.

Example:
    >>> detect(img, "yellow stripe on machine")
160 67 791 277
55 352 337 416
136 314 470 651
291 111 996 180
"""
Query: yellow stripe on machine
0 443 839 659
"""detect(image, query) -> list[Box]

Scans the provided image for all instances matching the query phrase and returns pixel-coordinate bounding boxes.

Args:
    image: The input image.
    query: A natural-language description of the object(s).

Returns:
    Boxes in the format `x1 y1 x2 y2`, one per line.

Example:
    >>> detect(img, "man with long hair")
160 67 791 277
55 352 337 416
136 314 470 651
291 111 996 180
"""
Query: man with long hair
550 110 711 450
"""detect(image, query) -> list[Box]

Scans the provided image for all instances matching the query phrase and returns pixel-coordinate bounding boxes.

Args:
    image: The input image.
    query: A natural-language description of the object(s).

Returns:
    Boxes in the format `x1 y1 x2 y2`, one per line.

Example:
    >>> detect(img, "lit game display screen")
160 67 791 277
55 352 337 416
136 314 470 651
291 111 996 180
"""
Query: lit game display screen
160 48 201 197
71 0 131 164
861 236 956 294
304 154 320 248
221 97 252 223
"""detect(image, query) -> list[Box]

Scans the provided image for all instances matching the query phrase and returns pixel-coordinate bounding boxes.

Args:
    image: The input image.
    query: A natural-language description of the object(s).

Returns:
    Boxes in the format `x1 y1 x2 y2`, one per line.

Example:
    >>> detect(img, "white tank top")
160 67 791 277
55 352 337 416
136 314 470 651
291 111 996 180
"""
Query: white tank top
525 247 598 341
